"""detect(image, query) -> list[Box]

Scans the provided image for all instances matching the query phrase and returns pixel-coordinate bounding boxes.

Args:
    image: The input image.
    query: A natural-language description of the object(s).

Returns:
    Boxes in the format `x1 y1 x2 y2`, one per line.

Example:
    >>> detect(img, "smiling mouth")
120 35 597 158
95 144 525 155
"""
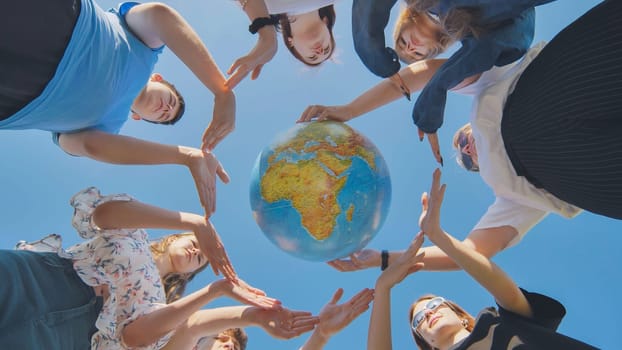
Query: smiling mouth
429 315 442 327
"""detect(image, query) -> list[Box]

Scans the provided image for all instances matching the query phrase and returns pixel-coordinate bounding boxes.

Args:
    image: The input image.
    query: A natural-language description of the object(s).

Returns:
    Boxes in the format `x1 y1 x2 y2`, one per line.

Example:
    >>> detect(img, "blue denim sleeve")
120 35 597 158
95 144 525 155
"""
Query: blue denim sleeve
351 0 401 78
438 0 556 23
412 8 535 133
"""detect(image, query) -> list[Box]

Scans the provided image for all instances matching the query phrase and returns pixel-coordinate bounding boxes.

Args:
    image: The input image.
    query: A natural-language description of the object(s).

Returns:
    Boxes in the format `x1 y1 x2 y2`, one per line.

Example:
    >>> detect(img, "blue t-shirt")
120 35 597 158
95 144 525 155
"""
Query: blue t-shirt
0 0 162 145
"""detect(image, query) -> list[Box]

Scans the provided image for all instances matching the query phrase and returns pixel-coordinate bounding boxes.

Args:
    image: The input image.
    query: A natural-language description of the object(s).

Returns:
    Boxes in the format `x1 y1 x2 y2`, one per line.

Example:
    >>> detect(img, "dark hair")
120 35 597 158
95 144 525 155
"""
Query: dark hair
277 6 336 66
150 232 210 303
143 79 186 126
222 328 248 350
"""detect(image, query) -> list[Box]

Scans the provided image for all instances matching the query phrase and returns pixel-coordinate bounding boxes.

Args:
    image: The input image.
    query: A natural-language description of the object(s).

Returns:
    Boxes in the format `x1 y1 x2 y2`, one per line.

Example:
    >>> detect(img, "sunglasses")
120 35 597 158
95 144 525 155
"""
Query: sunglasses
457 133 479 172
411 297 446 332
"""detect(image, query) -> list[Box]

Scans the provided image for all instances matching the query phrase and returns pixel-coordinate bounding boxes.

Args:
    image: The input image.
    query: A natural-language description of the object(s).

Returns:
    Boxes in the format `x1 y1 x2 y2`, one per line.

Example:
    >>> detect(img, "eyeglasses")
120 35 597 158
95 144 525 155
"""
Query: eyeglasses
457 133 479 172
411 297 446 332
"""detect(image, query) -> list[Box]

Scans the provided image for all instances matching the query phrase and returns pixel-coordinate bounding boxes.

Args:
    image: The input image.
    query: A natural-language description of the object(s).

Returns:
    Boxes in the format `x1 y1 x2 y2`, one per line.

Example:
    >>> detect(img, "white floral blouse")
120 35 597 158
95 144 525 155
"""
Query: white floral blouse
58 187 172 349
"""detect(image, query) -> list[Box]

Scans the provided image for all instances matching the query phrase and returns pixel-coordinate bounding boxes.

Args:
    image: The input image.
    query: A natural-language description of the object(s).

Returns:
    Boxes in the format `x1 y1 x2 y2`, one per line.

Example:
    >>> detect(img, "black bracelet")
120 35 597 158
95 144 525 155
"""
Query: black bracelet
381 250 389 271
249 15 279 34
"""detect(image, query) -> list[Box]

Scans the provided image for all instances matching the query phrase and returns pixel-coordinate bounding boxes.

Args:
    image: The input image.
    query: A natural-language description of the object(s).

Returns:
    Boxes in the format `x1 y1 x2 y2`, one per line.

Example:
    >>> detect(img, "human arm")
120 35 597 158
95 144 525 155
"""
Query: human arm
367 233 425 350
327 225 516 272
419 169 533 317
58 130 229 217
123 278 284 348
300 288 374 350
124 3 236 151
91 198 236 280
297 59 446 123
224 0 278 90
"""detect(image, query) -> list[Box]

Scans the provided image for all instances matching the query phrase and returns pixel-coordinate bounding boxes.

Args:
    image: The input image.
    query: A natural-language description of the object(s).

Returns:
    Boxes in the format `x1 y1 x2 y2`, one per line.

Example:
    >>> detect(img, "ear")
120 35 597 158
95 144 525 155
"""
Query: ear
131 113 141 121
150 73 163 82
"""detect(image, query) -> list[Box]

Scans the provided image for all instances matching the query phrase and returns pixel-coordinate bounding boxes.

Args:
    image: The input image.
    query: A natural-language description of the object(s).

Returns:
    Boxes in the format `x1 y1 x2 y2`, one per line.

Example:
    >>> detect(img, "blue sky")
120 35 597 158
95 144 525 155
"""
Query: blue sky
1 0 619 348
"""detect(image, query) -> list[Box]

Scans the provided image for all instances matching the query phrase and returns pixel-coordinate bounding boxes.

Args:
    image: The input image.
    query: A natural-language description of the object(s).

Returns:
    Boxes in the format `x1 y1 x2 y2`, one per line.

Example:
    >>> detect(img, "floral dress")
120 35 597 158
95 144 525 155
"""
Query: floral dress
58 187 173 349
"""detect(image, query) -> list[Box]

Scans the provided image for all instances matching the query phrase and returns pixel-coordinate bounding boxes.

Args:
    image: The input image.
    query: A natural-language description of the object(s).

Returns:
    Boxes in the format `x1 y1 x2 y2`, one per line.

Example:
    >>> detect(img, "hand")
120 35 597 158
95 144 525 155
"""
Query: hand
224 29 277 89
217 278 282 310
255 307 319 339
315 288 374 339
376 233 425 290
185 148 230 217
297 104 354 123
418 128 442 166
327 249 380 272
418 168 447 241
194 219 237 281
201 91 236 152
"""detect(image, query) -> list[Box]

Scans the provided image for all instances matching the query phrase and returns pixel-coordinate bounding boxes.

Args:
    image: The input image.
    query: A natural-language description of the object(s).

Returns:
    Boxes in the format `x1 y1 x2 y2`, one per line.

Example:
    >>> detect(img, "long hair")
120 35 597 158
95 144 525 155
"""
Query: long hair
150 232 210 303
409 294 475 350
393 7 453 62
409 0 483 40
276 5 336 66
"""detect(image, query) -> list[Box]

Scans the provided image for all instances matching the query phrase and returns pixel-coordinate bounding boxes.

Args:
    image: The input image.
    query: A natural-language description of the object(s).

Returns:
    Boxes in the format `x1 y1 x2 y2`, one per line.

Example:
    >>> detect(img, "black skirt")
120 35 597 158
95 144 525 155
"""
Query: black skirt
0 0 81 119
501 0 622 219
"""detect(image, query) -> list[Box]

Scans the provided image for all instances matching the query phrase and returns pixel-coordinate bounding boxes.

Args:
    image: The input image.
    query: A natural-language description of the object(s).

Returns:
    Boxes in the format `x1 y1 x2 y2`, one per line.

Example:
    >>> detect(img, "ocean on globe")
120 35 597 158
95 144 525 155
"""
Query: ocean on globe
249 121 391 261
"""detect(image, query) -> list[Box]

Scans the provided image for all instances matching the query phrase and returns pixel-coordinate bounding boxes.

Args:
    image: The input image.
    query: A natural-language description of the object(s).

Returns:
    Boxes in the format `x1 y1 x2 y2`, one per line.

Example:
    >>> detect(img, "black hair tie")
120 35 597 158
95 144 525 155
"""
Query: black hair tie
249 15 279 34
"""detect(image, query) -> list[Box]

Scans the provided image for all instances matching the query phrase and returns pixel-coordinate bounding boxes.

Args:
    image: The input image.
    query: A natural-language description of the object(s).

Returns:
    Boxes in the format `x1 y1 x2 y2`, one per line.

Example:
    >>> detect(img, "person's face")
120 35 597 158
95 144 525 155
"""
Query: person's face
395 15 440 63
131 74 181 123
167 235 207 274
412 297 464 346
209 334 241 350
457 131 479 171
289 15 332 64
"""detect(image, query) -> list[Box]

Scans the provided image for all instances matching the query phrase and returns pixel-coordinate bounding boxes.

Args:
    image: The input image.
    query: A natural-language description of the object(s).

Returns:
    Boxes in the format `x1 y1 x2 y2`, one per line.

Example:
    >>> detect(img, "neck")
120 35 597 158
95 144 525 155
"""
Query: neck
153 252 174 278
289 11 321 36
437 328 471 350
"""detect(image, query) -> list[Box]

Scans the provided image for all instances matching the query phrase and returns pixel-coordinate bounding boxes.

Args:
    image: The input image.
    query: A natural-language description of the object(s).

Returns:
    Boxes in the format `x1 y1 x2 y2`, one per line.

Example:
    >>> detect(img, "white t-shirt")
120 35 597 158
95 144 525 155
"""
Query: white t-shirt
264 0 336 15
453 42 582 247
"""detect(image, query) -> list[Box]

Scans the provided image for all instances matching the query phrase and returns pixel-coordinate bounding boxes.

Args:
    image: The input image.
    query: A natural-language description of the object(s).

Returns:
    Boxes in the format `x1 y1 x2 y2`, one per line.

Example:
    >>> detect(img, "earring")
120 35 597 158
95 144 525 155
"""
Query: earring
462 319 468 328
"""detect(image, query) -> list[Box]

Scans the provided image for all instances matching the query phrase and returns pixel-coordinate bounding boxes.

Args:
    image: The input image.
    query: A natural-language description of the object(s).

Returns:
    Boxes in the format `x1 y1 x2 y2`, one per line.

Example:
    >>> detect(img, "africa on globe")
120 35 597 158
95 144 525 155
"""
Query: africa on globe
249 121 391 261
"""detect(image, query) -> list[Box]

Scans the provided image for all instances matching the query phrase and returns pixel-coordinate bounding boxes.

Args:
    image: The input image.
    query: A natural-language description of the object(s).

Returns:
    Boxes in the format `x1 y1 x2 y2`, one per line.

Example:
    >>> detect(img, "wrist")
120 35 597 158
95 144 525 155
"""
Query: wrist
380 250 389 271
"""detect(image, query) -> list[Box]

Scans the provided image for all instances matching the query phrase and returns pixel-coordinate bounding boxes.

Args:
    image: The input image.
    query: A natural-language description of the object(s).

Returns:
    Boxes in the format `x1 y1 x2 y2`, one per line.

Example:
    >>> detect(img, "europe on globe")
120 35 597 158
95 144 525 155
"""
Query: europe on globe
249 121 391 261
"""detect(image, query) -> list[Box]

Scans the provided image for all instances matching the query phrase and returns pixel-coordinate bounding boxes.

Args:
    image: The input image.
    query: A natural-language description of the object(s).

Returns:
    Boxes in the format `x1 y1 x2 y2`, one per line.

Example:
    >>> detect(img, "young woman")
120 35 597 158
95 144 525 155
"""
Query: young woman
0 187 315 349
327 0 622 273
305 0 556 164
367 169 597 349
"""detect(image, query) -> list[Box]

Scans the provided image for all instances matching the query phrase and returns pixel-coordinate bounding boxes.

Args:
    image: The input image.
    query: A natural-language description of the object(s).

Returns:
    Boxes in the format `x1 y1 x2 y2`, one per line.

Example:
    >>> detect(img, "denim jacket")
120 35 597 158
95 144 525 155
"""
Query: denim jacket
351 0 556 133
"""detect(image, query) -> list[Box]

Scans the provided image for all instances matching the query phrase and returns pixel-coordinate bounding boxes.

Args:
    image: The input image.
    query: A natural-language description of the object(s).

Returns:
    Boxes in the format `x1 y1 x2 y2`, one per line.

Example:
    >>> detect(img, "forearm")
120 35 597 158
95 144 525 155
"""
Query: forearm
123 281 226 348
347 59 445 118
300 330 330 350
92 200 202 232
134 4 231 97
367 285 393 350
427 231 521 305
60 130 193 166
163 306 265 349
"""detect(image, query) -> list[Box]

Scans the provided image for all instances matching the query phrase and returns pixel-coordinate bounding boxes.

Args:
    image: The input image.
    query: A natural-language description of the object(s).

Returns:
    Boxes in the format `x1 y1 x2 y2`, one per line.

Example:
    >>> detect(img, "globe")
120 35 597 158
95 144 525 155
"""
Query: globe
249 121 391 261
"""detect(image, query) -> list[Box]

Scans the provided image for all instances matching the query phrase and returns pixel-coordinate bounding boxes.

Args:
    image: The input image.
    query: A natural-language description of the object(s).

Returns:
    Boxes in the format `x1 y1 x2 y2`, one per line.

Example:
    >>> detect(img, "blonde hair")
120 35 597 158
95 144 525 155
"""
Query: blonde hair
150 232 210 303
393 1 483 63
409 294 475 350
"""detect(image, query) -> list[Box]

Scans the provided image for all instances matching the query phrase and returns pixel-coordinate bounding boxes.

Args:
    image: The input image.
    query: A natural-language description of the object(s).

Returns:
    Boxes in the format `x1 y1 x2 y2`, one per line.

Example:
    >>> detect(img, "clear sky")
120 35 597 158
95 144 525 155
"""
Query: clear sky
1 0 619 348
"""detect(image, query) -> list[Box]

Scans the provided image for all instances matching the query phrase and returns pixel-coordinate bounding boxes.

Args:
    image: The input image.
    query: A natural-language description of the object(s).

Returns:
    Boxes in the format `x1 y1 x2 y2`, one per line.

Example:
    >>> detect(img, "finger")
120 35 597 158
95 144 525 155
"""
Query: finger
418 128 425 142
349 253 362 266
251 65 263 80
406 232 425 254
421 192 428 211
227 58 243 75
329 288 344 305
427 133 442 165
407 262 425 275
298 106 317 123
216 164 231 184
224 70 249 90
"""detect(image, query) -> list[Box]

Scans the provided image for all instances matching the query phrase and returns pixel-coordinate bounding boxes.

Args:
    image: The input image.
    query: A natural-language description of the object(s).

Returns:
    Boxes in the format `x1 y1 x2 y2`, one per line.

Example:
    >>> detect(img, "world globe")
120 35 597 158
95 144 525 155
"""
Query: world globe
249 121 391 261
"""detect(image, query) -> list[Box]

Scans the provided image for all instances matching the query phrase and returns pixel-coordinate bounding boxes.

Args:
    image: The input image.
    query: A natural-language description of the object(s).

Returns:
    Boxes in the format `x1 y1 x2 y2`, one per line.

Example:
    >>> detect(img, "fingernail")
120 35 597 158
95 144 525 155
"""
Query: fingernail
440 157 444 167
419 136 424 142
